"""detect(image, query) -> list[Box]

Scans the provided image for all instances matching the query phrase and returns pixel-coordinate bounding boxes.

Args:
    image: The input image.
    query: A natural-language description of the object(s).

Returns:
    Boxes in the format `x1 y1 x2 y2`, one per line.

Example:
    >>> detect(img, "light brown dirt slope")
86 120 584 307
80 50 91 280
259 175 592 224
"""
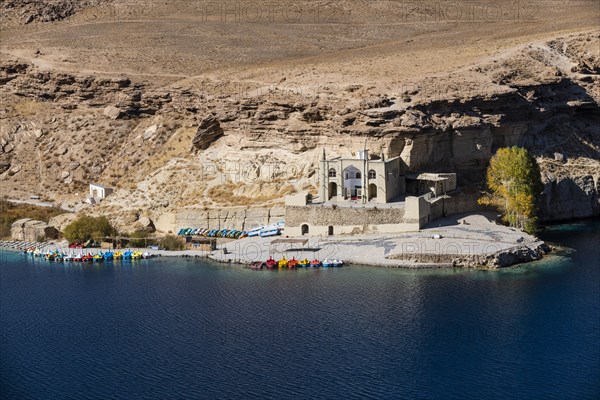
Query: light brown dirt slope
1 1 599 230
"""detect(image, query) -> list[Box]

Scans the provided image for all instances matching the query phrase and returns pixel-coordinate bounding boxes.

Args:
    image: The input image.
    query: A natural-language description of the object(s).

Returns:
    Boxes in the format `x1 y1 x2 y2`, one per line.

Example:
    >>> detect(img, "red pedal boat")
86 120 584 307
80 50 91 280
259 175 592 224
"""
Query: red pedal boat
265 257 277 269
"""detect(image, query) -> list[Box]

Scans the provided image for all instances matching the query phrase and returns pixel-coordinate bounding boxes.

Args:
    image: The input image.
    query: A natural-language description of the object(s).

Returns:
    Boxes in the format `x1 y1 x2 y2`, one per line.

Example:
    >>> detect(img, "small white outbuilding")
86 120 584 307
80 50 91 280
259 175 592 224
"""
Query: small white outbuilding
88 183 114 203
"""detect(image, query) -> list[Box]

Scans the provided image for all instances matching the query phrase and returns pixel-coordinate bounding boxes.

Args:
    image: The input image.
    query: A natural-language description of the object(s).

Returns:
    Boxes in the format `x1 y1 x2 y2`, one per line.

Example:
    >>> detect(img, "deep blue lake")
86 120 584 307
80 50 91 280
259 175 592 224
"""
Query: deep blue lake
1 220 599 399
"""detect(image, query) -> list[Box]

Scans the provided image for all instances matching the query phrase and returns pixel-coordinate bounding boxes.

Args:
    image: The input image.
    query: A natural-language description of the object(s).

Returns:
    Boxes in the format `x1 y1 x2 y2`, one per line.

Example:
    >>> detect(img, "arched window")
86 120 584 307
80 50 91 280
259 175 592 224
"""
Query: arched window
328 168 336 178
368 170 376 179
301 224 309 235
356 172 361 179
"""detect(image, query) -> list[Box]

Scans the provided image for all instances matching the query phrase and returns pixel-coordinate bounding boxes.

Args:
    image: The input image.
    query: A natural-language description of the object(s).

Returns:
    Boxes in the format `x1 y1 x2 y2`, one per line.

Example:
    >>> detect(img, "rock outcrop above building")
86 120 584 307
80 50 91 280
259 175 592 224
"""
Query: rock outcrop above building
191 115 224 151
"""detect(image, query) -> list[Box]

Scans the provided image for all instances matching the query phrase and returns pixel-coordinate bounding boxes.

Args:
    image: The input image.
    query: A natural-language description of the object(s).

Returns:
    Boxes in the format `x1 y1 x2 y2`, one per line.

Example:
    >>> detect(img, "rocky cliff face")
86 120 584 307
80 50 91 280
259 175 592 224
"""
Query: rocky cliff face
1 31 598 230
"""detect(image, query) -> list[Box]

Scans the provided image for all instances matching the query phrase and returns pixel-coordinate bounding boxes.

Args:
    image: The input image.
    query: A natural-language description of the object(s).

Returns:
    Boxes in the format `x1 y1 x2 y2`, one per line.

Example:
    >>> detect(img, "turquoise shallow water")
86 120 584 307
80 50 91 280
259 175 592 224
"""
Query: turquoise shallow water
1 220 599 399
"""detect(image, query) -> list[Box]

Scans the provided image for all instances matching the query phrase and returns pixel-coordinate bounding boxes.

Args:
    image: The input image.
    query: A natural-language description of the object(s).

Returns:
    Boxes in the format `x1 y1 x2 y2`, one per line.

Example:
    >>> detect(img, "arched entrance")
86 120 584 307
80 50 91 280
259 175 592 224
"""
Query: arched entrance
328 182 337 200
369 183 378 200
343 165 362 200
328 226 334 236
301 224 309 235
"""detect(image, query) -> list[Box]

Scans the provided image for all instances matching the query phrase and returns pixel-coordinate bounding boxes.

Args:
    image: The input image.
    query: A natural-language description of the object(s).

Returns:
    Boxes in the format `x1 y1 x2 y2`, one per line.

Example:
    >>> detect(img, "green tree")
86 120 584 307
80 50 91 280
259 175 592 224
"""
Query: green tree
478 147 543 234
63 215 118 242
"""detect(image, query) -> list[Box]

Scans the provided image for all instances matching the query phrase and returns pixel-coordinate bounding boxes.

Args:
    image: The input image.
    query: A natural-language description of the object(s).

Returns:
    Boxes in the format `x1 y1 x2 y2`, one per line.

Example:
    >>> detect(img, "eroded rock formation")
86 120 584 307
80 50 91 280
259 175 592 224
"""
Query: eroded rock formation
191 115 224 151
1 31 598 230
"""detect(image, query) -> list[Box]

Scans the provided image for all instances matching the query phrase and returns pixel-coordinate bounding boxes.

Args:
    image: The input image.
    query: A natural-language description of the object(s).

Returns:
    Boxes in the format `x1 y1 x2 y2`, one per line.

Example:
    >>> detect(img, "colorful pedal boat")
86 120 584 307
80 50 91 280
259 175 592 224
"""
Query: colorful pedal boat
248 261 265 270
322 259 344 267
278 258 288 268
265 257 277 269
298 259 310 267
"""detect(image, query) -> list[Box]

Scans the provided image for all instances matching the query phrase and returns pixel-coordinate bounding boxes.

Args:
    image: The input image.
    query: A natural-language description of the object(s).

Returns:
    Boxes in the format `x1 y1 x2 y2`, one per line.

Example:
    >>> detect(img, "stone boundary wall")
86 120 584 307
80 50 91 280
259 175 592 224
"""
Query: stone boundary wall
286 205 406 226
429 190 492 220
154 206 285 233
285 205 415 236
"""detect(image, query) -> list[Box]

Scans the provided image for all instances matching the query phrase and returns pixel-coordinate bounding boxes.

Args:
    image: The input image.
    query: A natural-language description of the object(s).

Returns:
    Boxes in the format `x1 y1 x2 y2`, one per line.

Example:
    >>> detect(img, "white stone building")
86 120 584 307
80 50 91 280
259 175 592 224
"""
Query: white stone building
319 149 405 204
88 183 114 204
284 148 459 237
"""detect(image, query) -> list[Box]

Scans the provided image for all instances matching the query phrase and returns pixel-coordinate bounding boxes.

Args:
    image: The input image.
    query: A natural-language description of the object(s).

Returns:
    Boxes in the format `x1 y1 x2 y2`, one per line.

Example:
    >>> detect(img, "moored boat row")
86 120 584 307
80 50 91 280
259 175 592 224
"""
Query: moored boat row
246 222 285 238
177 222 285 239
248 257 344 270
0 240 49 252
177 228 248 239
22 248 155 262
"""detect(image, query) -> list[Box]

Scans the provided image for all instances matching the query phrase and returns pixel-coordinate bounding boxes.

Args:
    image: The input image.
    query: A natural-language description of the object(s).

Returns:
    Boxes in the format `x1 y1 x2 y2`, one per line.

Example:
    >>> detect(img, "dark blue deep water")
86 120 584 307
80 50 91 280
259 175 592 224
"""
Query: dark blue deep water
1 221 599 399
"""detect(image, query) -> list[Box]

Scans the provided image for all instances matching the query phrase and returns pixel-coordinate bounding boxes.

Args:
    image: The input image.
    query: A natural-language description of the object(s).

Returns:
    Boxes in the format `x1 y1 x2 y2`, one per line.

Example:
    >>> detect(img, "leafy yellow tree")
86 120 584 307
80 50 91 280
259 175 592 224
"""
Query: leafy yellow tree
479 147 543 234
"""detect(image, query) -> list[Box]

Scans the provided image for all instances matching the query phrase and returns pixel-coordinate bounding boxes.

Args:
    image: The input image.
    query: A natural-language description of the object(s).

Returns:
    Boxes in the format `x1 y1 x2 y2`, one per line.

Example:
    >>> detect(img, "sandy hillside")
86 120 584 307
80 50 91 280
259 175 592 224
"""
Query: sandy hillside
1 0 598 83
1 0 599 230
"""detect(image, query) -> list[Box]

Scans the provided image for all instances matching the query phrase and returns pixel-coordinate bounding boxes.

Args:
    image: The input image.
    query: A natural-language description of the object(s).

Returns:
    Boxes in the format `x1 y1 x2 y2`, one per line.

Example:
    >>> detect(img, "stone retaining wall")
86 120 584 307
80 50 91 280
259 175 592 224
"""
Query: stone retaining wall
285 204 415 236
154 206 286 233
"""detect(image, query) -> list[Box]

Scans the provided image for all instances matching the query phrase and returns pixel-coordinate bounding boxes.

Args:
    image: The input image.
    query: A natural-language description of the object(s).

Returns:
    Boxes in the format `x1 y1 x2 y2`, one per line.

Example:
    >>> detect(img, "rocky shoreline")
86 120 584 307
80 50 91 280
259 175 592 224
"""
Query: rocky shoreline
387 241 551 269
0 238 551 270
1 213 555 270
